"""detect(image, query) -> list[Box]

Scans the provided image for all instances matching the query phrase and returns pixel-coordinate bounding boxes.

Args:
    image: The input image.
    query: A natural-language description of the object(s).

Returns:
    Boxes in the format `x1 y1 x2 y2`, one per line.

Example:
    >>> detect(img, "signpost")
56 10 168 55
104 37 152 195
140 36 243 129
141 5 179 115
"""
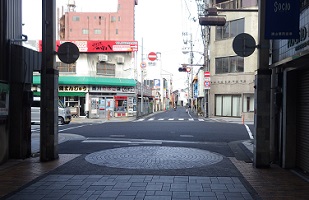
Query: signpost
204 71 210 90
148 52 157 61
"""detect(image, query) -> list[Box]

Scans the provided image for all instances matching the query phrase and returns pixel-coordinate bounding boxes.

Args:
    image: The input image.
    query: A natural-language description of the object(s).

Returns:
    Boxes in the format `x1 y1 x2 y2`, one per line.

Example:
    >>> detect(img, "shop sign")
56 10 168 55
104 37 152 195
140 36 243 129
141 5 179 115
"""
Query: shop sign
279 5 309 60
59 85 87 92
114 96 127 100
39 40 138 52
265 0 300 39
90 86 135 93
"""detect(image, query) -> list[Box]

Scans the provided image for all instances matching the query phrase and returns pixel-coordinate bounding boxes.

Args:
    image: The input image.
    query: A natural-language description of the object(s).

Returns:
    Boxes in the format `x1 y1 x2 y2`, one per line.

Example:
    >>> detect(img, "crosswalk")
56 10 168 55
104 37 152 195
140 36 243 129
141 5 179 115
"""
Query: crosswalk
135 118 206 122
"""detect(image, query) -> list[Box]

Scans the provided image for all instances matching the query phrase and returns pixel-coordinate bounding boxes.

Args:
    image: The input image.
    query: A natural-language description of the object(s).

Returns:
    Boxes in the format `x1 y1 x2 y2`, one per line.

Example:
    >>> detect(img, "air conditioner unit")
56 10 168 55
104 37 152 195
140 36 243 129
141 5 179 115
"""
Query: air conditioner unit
98 55 108 62
117 56 125 64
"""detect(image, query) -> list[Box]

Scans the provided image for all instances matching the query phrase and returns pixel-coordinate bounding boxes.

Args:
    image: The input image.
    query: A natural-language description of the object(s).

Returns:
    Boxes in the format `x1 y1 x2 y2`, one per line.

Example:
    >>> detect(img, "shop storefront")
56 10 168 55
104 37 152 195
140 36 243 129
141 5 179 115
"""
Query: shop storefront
270 1 309 172
88 85 136 118
32 76 136 119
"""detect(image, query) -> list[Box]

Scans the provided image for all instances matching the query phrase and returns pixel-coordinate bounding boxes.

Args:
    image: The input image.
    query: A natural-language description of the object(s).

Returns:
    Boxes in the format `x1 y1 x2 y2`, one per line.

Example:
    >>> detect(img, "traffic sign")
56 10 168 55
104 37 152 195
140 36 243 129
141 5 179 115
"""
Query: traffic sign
204 81 211 89
140 62 146 68
204 71 210 77
148 52 157 61
232 33 256 57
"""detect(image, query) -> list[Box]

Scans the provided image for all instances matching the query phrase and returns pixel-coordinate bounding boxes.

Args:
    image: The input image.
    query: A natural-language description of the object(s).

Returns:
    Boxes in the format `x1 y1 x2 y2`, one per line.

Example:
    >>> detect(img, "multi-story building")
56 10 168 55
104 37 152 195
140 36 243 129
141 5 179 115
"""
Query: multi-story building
59 0 135 41
201 0 258 121
32 0 154 119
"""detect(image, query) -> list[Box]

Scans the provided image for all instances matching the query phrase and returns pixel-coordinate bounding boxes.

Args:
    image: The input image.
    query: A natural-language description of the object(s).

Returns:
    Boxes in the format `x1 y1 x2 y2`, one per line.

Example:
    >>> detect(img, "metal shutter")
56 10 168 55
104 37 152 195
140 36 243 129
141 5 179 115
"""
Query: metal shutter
296 69 309 172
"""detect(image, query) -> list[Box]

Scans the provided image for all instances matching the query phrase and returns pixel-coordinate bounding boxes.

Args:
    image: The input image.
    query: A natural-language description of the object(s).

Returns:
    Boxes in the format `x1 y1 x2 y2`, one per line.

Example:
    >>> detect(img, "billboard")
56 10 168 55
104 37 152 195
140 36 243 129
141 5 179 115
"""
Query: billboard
38 40 138 52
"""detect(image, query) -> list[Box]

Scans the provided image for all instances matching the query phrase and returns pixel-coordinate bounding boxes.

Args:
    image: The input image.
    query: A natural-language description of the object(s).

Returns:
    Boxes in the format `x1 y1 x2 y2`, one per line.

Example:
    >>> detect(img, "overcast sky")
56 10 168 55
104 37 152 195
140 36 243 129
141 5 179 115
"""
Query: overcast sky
22 0 203 90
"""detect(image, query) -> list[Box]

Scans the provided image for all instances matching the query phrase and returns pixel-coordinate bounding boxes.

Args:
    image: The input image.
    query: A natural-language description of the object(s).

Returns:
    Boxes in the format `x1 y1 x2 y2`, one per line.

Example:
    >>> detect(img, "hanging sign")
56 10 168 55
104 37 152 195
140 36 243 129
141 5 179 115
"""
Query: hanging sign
265 0 300 39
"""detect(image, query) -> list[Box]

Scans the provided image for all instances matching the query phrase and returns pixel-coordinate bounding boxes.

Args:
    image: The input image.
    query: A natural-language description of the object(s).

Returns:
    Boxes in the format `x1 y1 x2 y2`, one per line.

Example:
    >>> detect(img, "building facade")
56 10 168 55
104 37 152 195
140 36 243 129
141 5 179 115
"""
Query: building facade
206 0 258 121
31 0 155 119
59 0 137 41
270 0 309 173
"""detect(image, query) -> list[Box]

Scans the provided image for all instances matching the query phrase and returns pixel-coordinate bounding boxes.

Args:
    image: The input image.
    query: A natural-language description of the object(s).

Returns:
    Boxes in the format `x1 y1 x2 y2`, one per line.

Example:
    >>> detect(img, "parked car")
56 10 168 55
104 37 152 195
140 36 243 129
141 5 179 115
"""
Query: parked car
31 97 71 125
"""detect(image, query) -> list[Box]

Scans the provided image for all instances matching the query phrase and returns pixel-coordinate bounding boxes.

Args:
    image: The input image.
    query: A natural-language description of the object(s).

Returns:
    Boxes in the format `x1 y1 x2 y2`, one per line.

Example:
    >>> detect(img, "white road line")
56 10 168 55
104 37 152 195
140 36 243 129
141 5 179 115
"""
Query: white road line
178 118 184 121
59 124 90 132
168 118 174 121
158 118 164 120
148 118 154 121
198 119 204 121
245 124 254 139
189 118 194 121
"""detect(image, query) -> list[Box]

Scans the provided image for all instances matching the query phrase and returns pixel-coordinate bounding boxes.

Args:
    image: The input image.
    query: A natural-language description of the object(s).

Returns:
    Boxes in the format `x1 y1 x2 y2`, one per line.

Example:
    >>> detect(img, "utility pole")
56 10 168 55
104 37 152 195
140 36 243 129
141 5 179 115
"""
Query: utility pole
140 38 144 116
196 0 210 118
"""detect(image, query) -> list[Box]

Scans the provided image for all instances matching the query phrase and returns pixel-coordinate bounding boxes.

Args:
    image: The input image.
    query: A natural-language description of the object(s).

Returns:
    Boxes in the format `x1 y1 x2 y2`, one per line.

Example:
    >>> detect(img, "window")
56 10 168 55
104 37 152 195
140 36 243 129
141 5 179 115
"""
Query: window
111 16 116 22
94 29 101 34
243 94 254 112
72 16 80 21
215 56 244 74
97 62 116 76
82 29 89 35
216 18 244 40
215 94 241 117
116 29 118 34
56 62 76 73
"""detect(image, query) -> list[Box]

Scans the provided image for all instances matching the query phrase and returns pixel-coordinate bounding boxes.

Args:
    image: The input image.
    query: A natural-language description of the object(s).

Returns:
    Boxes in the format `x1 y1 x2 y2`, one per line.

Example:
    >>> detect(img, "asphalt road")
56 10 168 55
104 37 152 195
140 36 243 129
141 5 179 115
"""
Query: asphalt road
28 107 257 198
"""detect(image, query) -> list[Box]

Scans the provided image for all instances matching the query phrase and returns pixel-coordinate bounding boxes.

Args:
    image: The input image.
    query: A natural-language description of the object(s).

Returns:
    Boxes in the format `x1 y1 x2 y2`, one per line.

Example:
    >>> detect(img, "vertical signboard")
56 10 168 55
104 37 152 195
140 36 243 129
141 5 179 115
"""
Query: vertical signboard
265 0 300 39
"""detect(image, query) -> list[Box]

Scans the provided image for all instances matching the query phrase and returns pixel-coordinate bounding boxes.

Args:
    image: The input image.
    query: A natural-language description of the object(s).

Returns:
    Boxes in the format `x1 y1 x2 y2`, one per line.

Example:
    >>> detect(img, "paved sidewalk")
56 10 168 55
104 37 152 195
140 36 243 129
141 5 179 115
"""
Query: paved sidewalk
1 154 309 200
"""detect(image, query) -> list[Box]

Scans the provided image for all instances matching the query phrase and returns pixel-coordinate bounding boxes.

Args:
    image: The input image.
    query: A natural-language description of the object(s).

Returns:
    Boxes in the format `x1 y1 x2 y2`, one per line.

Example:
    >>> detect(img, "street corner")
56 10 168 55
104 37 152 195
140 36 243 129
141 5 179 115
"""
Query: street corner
228 140 253 163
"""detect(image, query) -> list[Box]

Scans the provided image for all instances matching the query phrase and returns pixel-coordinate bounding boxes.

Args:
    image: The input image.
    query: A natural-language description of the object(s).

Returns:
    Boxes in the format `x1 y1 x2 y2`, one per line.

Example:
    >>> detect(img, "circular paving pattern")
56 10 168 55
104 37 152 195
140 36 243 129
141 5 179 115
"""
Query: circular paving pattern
85 146 223 170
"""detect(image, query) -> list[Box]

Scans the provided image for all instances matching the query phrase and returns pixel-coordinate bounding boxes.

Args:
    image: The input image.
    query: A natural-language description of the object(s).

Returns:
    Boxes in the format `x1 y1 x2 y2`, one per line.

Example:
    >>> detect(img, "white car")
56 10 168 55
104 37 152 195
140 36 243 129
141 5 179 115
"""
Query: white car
31 97 71 125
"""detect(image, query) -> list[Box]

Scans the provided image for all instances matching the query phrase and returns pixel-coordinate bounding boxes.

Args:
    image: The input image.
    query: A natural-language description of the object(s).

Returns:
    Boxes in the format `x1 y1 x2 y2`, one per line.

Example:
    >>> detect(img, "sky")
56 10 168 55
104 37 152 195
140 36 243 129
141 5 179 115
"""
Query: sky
22 0 204 90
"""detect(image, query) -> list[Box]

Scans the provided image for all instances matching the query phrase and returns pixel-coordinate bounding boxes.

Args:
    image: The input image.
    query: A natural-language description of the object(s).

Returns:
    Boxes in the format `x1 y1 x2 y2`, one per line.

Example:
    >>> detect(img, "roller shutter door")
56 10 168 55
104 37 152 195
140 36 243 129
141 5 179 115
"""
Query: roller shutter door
296 69 309 172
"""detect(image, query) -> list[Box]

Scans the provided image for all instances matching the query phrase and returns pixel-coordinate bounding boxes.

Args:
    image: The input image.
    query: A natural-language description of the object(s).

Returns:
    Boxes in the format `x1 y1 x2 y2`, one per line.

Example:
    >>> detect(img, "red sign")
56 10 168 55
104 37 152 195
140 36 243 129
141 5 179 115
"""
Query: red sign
204 71 210 77
148 52 157 61
38 40 138 52
114 96 127 100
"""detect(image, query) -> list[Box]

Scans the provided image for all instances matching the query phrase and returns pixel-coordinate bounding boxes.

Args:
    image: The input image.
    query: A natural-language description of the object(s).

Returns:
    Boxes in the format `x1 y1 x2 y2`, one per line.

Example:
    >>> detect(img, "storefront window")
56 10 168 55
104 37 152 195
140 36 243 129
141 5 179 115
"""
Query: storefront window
115 96 127 112
215 94 241 117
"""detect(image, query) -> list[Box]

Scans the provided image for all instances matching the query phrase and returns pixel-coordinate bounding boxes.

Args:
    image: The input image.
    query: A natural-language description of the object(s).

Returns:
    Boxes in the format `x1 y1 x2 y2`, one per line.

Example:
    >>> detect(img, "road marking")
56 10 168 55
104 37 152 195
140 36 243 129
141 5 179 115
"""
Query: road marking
82 137 224 145
245 124 254 139
148 118 154 121
189 118 194 121
158 118 164 120
198 119 204 121
168 118 174 121
59 125 90 132
110 135 125 138
180 135 194 138
178 118 184 121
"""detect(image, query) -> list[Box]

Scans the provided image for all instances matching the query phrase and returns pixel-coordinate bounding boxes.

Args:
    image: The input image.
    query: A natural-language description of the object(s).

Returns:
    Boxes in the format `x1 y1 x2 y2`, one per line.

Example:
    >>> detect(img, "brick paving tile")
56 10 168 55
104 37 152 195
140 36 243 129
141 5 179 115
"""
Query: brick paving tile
0 154 79 198
230 157 309 200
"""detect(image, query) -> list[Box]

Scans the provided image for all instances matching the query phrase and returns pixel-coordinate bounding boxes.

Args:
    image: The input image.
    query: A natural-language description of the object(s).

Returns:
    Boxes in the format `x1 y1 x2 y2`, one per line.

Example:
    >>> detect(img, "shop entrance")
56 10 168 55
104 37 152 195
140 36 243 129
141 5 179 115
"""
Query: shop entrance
90 96 114 119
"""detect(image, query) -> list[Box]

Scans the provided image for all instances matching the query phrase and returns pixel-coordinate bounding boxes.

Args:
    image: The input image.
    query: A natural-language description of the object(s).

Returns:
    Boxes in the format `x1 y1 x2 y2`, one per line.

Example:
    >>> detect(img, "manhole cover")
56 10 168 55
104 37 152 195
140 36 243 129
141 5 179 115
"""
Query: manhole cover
85 146 223 169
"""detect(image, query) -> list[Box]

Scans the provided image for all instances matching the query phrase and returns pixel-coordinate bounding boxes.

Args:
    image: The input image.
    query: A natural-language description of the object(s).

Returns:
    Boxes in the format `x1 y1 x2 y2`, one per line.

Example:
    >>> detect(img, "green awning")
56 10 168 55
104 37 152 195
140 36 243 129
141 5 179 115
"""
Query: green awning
33 91 85 97
33 76 136 87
